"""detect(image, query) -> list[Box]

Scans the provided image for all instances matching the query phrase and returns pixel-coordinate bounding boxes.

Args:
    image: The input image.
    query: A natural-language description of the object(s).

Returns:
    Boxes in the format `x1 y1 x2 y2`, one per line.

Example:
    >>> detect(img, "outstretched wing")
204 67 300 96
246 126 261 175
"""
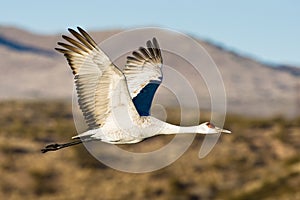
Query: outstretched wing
56 27 139 130
123 38 163 116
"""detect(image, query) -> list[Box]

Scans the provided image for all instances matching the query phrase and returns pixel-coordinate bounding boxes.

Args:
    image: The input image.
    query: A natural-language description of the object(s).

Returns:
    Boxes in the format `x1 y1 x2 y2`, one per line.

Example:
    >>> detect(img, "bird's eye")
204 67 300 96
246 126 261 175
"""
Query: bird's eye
206 122 215 128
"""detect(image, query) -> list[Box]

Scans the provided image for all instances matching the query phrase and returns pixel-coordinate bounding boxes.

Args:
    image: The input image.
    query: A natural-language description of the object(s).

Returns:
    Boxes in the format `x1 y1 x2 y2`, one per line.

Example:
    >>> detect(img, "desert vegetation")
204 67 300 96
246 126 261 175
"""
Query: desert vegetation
0 101 299 199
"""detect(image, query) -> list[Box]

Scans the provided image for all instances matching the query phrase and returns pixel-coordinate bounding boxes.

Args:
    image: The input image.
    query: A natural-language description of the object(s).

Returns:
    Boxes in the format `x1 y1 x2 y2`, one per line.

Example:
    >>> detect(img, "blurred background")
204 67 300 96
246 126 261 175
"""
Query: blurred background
0 1 299 199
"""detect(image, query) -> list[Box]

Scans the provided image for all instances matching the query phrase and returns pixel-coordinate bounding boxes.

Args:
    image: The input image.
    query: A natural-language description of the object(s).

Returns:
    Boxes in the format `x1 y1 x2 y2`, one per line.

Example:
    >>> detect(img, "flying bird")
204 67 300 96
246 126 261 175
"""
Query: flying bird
41 27 231 153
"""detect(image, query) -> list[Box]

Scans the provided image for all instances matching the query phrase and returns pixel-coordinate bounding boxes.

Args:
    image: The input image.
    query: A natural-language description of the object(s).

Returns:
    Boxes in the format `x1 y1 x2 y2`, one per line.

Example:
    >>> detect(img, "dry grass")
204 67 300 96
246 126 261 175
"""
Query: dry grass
0 101 299 200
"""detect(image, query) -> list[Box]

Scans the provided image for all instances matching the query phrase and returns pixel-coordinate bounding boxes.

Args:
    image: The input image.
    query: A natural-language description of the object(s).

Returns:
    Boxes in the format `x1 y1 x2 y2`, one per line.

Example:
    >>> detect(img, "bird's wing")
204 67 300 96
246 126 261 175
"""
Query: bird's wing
123 38 163 116
56 27 139 129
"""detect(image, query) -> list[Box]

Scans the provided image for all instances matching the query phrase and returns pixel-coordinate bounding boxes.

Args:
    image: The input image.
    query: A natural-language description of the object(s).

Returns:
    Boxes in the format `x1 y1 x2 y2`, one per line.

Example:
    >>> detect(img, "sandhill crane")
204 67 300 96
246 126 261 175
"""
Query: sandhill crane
41 27 231 153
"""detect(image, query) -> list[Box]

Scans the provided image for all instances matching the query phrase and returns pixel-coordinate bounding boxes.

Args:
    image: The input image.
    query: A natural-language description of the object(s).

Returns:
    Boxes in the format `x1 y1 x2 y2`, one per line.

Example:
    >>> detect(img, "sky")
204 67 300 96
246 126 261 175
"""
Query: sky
0 0 299 66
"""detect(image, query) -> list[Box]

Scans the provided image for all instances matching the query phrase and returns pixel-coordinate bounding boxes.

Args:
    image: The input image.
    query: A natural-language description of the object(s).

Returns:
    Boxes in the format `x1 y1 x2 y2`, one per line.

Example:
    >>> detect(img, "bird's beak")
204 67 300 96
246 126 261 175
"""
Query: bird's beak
222 129 231 134
216 127 231 134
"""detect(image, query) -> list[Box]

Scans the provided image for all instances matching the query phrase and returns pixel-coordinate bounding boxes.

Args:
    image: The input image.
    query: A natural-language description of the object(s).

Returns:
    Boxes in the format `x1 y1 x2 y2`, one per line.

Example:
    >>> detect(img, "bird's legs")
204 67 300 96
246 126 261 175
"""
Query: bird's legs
41 140 82 153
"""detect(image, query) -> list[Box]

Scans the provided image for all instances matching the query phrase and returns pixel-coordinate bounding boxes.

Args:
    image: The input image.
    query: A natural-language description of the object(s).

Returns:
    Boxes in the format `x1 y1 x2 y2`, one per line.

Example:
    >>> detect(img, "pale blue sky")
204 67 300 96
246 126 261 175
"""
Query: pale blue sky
1 0 299 66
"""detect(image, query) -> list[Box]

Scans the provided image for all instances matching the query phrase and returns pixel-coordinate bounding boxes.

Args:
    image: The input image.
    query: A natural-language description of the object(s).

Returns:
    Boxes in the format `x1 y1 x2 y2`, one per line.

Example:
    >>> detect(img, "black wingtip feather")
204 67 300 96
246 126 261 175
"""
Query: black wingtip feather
77 27 98 48
152 38 162 62
55 47 69 54
132 51 146 60
68 28 75 33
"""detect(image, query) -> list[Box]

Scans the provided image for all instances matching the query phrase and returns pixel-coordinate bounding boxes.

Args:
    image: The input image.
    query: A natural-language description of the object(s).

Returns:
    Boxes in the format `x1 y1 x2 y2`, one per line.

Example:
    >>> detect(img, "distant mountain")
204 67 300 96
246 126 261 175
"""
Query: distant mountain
0 34 54 56
0 26 299 117
275 64 300 76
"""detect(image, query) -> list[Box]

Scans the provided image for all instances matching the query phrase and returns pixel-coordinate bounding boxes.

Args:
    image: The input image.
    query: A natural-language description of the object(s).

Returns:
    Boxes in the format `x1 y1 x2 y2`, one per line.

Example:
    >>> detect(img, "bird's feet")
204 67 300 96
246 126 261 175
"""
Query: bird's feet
41 143 62 153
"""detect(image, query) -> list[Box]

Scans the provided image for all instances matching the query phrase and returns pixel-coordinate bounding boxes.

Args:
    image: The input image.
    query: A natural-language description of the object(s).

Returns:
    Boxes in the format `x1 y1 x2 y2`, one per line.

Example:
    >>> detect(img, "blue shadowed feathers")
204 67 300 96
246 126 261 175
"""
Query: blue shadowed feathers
132 82 160 116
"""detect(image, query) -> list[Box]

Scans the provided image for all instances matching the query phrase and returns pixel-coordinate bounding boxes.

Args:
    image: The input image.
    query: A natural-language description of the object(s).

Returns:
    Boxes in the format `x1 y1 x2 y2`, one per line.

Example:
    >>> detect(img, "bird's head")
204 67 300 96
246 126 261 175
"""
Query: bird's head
198 122 231 134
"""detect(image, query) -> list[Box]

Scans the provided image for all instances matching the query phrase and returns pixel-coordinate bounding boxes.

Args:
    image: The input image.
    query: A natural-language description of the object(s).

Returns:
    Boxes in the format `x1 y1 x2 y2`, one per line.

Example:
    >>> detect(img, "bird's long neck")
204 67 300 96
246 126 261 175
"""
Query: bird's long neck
160 123 200 134
150 117 204 135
